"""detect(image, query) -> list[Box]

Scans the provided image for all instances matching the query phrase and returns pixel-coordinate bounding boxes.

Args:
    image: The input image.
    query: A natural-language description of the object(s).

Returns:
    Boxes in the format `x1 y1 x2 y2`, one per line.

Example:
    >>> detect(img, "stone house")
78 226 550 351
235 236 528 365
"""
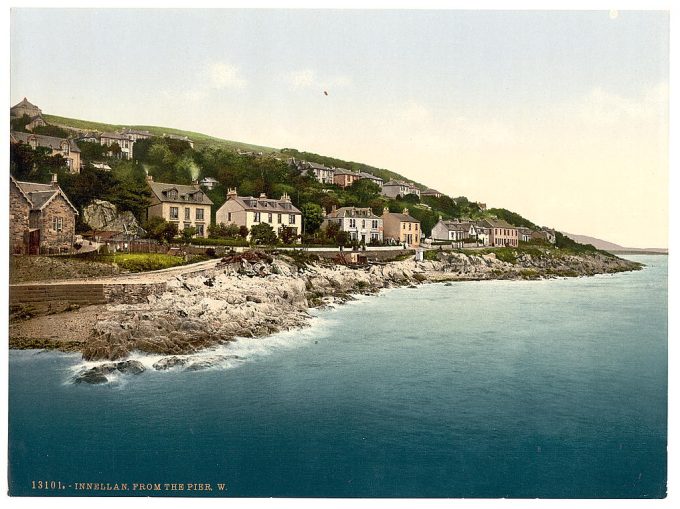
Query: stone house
381 180 421 199
382 207 421 247
146 176 213 237
215 189 302 241
291 159 335 185
11 131 82 174
323 206 383 244
10 175 78 255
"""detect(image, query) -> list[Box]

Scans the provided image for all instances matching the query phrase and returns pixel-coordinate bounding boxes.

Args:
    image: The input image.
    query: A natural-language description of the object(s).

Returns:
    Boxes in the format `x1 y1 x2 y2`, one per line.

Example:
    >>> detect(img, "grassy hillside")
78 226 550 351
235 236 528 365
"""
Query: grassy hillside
43 114 279 154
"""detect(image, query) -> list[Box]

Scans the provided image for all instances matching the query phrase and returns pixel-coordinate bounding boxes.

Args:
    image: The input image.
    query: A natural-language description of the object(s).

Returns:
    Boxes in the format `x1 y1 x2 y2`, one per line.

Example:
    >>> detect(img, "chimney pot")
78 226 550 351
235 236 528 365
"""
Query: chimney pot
51 173 58 187
146 175 153 182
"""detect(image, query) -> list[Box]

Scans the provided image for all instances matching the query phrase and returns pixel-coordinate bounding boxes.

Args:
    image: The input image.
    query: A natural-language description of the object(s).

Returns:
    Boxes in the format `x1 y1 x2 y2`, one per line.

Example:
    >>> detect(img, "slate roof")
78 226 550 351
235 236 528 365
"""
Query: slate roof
148 181 214 205
327 207 381 220
440 220 471 231
100 132 131 141
228 194 301 214
386 212 420 223
12 177 79 214
483 218 517 229
11 131 81 153
422 188 442 195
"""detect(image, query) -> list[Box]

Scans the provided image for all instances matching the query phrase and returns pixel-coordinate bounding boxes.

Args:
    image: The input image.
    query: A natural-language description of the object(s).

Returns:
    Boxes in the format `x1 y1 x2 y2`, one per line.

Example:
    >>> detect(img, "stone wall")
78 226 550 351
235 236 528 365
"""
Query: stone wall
40 194 76 253
102 282 168 304
9 181 30 254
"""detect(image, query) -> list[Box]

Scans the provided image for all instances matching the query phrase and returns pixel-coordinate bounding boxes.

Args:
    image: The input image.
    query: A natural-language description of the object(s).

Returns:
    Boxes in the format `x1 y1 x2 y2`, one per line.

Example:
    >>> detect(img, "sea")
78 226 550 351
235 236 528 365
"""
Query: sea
8 254 667 498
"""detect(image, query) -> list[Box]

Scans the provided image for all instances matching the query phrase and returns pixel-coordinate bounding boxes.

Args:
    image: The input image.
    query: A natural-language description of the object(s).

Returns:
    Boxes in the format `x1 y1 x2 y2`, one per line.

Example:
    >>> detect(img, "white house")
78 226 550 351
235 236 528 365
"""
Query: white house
215 188 302 240
323 206 383 244
381 180 421 199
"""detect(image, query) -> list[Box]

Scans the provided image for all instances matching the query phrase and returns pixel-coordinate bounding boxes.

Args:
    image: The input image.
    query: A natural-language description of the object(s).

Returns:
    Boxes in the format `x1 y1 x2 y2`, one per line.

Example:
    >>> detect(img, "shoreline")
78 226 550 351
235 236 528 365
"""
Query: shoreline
9 248 643 381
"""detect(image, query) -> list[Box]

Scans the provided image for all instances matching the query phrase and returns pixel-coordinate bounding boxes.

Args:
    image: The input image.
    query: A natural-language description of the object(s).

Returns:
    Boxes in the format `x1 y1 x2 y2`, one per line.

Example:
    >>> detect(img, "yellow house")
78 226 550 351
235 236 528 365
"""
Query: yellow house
146 176 212 237
11 131 82 174
215 188 302 240
382 207 421 247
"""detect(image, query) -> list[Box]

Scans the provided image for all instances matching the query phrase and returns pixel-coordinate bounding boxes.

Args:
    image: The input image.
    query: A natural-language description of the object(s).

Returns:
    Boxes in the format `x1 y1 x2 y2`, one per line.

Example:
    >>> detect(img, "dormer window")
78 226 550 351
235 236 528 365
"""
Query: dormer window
166 189 178 200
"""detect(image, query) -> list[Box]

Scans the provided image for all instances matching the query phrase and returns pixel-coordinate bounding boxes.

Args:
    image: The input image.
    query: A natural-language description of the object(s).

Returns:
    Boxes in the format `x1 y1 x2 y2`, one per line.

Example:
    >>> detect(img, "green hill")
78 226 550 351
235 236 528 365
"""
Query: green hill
43 114 279 154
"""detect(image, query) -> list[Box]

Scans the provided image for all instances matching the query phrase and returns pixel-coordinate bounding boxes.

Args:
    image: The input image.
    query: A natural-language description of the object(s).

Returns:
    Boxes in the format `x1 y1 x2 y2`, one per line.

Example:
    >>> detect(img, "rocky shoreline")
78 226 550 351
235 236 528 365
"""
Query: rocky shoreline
9 248 642 383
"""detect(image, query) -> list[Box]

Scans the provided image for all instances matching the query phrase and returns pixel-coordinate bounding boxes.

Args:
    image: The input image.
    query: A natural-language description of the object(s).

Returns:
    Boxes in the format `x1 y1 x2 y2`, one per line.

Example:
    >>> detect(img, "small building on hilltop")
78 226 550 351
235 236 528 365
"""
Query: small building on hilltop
382 207 421 247
146 176 213 237
10 175 78 255
11 131 82 174
10 97 42 119
215 188 302 240
323 206 383 244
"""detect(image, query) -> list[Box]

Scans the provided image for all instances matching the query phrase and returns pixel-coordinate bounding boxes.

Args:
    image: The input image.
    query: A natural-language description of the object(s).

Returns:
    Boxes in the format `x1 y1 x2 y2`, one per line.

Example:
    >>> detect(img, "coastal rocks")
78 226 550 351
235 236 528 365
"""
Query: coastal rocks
73 360 145 384
152 356 188 371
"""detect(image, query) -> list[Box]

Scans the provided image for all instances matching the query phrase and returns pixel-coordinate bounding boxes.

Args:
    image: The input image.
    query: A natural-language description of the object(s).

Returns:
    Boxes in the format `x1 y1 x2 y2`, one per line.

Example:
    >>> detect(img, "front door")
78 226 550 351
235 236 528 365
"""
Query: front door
28 229 40 255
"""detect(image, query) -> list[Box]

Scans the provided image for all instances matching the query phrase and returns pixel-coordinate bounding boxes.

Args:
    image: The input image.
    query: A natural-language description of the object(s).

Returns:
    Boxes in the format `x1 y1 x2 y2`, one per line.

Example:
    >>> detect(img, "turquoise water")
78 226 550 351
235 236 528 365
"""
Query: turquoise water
8 255 667 498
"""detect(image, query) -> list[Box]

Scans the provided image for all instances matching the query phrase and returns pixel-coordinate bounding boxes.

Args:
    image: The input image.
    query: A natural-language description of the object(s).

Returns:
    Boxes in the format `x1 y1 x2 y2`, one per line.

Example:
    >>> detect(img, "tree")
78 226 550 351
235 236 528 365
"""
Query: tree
335 231 350 247
238 225 249 239
181 226 197 243
250 223 277 245
280 226 298 245
144 217 178 243
301 203 324 234
349 179 381 204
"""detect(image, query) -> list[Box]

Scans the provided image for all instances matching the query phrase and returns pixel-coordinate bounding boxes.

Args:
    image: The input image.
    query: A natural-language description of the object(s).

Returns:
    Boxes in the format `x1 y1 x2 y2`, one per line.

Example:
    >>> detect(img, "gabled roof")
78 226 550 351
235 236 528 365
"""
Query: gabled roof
148 181 214 205
483 218 517 229
438 219 471 231
385 212 420 223
11 176 79 215
11 97 41 113
422 188 442 195
11 131 81 153
326 207 381 220
358 171 383 181
333 167 358 176
226 194 301 214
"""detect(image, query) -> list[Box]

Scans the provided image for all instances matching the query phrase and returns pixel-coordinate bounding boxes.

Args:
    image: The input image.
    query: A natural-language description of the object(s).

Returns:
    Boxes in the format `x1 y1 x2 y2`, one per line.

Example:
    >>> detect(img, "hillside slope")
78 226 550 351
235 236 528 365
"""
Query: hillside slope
563 233 667 253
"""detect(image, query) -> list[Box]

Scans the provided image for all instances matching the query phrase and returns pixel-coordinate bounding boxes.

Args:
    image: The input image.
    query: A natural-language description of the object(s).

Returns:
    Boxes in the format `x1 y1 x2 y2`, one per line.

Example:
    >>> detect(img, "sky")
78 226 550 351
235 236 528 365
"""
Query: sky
9 7 670 248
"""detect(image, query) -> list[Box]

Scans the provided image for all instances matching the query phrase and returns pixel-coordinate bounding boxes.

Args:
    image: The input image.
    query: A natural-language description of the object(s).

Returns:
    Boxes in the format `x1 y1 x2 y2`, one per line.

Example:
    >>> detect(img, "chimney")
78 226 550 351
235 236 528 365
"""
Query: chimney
280 192 291 203
146 175 153 182
227 188 237 200
438 215 442 221
259 192 267 199
51 173 58 188
383 206 390 216
402 208 409 215
192 179 199 186
330 204 337 214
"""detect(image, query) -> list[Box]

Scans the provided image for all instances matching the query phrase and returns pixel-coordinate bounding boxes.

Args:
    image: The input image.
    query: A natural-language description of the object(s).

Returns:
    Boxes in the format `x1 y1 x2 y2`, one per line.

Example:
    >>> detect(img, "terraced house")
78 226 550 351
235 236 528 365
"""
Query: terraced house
215 188 302 241
146 176 213 237
9 175 78 254
323 206 383 244
382 207 421 248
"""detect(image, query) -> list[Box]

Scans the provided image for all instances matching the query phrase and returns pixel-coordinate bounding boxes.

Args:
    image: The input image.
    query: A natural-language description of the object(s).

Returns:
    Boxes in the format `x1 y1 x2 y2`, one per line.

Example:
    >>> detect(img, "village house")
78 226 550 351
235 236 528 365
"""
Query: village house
421 188 443 198
483 218 519 247
358 171 384 187
323 206 384 244
469 221 491 245
381 180 421 199
333 168 363 188
76 132 100 144
517 227 534 243
10 175 78 255
164 133 194 148
11 131 82 174
431 217 472 242
146 176 213 237
291 159 335 185
382 207 421 247
199 177 220 190
119 128 153 142
100 132 135 160
531 228 557 244
215 188 302 241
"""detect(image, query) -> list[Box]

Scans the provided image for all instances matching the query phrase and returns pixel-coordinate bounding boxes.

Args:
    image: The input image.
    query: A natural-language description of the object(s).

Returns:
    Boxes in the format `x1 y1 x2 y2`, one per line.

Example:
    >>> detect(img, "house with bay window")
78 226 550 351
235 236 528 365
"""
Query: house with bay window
146 176 212 237
323 206 383 244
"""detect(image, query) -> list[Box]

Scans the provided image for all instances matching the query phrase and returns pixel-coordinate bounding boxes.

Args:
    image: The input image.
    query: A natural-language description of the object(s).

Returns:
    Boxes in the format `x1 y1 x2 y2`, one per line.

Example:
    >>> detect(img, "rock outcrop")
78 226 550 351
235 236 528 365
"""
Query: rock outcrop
82 199 142 234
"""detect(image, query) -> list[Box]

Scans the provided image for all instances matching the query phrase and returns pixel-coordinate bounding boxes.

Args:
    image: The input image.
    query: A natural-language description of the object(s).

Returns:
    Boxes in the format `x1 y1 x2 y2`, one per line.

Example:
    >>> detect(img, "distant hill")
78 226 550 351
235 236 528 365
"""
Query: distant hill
563 233 667 254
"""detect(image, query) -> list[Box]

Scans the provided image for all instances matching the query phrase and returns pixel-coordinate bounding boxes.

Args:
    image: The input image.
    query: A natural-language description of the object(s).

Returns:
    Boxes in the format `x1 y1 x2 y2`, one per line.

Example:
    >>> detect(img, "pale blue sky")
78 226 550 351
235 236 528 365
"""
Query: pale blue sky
10 9 670 247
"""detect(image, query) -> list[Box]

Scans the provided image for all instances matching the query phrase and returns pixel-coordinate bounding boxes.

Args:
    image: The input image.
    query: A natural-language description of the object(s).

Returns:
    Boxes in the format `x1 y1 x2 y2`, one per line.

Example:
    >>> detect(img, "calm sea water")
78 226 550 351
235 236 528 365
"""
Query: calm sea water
8 255 667 498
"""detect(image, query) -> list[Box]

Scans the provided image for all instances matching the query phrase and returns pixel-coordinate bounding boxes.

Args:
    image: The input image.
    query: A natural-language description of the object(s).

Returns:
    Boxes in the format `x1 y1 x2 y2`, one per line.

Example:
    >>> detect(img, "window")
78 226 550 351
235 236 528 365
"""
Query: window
196 224 205 236
227 212 232 222
277 214 282 223
289 214 296 225
195 192 203 202
184 208 190 220
371 233 379 241
349 218 356 228
362 220 366 228
196 208 204 221
254 212 261 222
52 217 63 232
268 213 273 223
170 207 179 220
409 223 412 230
415 224 418 231
372 220 378 229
